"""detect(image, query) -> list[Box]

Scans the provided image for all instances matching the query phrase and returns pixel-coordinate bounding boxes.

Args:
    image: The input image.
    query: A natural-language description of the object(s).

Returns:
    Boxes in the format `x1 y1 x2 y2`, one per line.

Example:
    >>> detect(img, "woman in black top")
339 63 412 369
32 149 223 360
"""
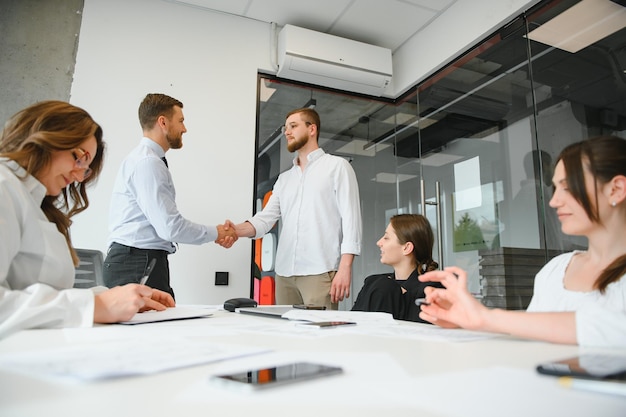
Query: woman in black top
351 214 440 323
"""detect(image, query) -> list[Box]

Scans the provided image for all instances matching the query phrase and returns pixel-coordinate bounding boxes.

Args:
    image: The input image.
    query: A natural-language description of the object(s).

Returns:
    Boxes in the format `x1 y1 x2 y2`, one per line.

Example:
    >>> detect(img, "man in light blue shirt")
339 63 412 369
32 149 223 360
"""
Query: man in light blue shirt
234 108 362 309
103 93 236 298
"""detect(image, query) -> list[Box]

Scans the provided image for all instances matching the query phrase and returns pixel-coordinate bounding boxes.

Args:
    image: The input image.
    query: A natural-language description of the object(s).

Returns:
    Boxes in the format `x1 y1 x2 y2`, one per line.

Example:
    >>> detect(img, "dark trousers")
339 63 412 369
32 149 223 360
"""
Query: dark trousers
103 242 175 299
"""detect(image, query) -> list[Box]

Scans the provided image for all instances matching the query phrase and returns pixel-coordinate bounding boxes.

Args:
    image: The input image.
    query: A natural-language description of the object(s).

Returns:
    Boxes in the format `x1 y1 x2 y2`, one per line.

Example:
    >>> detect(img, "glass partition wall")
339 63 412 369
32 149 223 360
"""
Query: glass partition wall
254 0 626 310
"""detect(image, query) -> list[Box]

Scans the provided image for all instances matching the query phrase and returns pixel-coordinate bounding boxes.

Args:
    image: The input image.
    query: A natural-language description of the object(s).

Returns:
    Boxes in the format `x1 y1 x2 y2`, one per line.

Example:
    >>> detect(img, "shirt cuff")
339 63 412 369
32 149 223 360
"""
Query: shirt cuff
340 241 361 256
59 288 96 329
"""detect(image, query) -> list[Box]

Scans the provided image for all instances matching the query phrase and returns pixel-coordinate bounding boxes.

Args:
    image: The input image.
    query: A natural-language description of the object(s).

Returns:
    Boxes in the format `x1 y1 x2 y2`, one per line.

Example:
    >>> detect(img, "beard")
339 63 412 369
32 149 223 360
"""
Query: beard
287 135 308 152
167 132 183 149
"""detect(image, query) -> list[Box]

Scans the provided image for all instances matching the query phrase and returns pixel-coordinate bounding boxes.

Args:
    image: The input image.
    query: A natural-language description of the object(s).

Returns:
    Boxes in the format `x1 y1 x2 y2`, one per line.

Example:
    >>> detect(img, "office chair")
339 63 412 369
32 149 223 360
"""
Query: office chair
73 248 104 288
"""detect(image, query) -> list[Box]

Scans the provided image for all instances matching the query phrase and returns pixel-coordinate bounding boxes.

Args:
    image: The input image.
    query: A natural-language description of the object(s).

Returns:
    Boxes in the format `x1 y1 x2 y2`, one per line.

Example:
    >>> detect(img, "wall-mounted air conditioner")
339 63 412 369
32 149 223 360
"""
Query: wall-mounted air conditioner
277 24 392 97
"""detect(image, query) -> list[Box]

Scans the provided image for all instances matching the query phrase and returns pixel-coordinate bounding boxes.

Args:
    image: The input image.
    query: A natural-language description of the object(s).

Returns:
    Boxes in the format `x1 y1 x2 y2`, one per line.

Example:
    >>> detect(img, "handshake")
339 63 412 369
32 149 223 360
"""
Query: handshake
215 219 239 248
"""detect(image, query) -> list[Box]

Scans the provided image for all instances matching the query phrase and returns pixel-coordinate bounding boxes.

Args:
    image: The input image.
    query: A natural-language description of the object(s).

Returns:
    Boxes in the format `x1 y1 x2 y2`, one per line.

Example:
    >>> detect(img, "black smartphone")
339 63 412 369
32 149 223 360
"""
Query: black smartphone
292 304 327 310
210 362 343 390
299 321 357 328
536 354 626 381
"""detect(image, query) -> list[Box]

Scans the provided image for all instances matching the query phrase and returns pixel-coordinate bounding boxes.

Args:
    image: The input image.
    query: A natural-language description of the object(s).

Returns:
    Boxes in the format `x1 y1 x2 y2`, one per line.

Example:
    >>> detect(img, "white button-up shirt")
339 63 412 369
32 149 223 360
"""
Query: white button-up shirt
248 149 362 276
0 158 95 338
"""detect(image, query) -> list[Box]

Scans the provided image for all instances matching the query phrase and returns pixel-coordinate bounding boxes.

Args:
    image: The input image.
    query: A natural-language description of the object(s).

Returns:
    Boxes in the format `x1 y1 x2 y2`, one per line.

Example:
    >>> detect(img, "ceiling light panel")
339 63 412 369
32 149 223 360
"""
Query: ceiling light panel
527 0 626 53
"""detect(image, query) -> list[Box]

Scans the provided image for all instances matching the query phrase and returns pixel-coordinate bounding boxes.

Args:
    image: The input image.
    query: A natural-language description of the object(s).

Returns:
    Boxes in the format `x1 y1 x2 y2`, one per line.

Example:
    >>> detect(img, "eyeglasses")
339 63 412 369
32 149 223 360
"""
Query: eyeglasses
72 148 93 181
281 121 311 135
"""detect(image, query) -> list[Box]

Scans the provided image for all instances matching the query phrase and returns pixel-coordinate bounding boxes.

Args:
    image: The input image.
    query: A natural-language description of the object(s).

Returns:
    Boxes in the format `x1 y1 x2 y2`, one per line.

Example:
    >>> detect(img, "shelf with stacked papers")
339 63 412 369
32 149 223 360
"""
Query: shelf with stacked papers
478 247 565 310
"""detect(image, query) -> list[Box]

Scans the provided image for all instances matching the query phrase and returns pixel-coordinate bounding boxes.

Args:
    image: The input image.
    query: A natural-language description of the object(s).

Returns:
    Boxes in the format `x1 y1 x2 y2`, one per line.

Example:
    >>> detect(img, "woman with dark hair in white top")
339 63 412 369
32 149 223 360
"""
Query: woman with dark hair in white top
419 135 626 347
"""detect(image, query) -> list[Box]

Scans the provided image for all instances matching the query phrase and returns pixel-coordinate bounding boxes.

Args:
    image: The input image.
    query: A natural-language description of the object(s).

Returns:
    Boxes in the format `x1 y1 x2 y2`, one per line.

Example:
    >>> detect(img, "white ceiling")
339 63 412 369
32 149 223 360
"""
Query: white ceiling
161 0 506 160
167 0 458 52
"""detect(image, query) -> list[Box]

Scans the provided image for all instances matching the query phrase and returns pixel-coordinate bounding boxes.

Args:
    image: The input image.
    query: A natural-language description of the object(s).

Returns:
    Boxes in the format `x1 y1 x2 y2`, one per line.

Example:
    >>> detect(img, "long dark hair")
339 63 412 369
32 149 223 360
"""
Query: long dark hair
556 135 626 292
0 100 105 265
390 214 439 274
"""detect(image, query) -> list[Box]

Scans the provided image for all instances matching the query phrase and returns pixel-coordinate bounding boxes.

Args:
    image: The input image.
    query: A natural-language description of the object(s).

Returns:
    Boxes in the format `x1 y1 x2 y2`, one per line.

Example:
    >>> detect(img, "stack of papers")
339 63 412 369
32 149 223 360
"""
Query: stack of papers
0 338 270 381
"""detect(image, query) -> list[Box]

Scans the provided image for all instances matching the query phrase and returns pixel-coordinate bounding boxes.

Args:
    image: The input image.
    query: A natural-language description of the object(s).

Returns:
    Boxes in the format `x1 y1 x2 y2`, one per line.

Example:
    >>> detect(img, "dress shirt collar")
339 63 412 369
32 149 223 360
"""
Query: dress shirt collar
0 157 47 204
293 147 325 167
140 137 167 159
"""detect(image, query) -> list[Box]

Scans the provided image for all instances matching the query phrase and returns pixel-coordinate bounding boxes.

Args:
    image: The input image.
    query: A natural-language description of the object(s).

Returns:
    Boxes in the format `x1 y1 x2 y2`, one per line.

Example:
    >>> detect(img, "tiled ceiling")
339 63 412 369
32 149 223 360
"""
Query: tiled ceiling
169 0 458 52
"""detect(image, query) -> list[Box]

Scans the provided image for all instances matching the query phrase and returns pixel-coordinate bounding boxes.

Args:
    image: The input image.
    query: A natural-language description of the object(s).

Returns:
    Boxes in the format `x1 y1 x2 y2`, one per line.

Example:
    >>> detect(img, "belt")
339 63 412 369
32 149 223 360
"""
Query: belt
110 242 169 257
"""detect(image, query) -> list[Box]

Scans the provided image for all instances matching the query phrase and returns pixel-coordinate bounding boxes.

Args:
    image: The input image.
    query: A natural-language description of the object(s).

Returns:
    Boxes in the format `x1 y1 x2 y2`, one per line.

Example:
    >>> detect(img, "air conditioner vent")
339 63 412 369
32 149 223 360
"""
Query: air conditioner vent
277 25 392 97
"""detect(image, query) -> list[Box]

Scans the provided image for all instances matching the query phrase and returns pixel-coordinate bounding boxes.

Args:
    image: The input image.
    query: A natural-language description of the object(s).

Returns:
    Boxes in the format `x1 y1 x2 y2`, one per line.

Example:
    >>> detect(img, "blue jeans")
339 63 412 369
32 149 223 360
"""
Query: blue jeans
103 243 174 299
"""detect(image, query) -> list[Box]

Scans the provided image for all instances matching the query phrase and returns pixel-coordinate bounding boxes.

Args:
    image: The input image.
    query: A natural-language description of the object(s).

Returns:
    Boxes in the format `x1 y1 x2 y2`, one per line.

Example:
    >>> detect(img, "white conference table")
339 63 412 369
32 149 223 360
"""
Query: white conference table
0 307 624 417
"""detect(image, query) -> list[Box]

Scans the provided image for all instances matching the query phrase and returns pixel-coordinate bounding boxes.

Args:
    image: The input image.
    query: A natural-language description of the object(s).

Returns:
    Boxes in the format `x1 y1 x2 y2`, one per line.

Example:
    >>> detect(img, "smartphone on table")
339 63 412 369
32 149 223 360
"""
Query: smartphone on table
210 362 343 390
298 321 357 328
292 304 326 310
536 354 626 381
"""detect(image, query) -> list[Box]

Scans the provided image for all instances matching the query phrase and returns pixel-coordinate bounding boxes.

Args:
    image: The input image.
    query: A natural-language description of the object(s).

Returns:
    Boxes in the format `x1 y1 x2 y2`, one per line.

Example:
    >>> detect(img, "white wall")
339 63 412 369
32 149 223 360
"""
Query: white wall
70 0 273 304
69 0 539 305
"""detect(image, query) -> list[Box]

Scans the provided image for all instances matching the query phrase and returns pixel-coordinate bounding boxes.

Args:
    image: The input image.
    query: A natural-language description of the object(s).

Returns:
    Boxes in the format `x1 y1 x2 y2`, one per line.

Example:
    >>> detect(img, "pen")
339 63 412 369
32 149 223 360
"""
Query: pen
415 298 430 306
558 376 626 397
139 258 157 286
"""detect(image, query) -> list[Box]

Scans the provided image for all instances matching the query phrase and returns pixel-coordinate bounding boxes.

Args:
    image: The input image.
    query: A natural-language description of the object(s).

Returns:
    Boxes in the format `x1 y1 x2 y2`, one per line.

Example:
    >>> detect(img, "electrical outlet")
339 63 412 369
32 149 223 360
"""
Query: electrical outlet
215 271 229 286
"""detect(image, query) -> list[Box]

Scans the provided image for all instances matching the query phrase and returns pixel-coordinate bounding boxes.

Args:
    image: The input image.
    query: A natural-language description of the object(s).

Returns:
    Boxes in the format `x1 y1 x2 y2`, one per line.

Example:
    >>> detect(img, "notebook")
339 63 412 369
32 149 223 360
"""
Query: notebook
235 305 295 319
118 306 214 325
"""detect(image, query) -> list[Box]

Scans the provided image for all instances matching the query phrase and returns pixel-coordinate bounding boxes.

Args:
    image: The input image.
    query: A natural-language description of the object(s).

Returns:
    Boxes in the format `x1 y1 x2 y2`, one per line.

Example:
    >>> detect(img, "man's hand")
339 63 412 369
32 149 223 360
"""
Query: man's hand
329 254 354 303
329 268 351 303
216 219 238 248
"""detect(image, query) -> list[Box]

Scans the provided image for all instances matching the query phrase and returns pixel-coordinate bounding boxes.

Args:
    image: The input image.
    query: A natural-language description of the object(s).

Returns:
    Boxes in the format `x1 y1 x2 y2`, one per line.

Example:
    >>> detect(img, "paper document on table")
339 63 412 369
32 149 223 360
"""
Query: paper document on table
282 310 394 324
118 306 215 324
0 338 270 381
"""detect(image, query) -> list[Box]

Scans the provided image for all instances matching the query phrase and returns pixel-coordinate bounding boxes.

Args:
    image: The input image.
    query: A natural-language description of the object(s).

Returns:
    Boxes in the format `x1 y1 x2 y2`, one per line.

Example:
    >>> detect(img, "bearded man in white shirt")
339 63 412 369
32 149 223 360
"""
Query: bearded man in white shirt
234 108 362 309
